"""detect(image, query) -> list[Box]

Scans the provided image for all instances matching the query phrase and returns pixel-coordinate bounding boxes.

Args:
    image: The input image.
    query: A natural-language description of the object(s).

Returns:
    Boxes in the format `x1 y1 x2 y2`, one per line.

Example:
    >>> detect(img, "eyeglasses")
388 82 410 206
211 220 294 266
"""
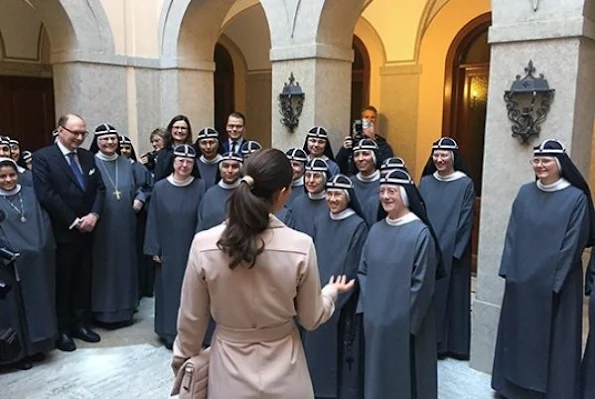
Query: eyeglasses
60 125 89 138
530 158 556 167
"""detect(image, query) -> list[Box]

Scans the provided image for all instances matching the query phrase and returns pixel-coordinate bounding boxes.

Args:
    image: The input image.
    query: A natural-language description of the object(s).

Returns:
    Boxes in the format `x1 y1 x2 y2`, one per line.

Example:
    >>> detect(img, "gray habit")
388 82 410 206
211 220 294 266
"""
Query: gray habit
275 206 295 229
196 160 219 189
492 183 589 399
351 177 380 208
197 184 235 232
0 185 56 360
304 212 368 399
580 286 595 398
289 194 328 237
92 156 146 323
358 218 437 399
144 178 206 341
419 175 474 358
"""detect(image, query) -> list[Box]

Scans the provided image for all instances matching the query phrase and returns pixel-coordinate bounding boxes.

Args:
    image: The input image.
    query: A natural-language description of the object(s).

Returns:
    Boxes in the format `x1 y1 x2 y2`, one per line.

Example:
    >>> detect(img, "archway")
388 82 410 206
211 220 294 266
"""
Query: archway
351 35 371 121
214 43 235 136
443 12 491 271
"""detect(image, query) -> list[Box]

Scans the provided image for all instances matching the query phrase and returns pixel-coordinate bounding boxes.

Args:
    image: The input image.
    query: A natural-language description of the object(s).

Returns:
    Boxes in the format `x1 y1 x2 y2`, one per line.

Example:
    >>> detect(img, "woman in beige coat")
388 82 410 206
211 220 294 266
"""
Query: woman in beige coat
172 148 354 398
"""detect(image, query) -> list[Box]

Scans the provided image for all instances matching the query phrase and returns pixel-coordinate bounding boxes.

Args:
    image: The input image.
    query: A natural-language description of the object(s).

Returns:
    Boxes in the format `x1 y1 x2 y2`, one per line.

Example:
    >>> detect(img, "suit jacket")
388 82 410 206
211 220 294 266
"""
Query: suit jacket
32 144 105 243
221 137 244 154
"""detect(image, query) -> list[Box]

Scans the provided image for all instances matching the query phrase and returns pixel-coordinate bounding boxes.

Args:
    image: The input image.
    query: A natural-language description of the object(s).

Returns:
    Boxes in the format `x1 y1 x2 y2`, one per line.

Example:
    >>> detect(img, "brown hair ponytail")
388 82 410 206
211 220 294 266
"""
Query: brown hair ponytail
217 148 292 269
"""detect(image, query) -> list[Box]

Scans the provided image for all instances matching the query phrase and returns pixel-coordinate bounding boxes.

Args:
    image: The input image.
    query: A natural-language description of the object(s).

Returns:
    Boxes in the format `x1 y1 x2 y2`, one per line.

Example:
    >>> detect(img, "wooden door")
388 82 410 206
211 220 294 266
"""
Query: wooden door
453 65 488 271
0 76 55 151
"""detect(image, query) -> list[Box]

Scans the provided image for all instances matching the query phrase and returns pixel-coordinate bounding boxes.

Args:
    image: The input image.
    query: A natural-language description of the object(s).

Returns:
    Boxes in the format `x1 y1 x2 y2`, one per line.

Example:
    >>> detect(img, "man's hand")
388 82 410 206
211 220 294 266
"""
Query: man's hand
140 155 149 165
77 213 98 233
133 199 144 213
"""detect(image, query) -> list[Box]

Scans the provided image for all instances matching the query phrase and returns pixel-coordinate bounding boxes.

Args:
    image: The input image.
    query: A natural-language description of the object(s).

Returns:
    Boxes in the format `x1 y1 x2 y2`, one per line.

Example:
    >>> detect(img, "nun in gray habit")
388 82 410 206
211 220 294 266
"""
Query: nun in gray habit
304 174 368 399
194 127 223 189
285 148 308 207
492 139 595 399
362 156 408 226
144 144 206 349
0 158 56 369
290 158 331 237
419 137 475 359
358 169 440 399
90 125 148 324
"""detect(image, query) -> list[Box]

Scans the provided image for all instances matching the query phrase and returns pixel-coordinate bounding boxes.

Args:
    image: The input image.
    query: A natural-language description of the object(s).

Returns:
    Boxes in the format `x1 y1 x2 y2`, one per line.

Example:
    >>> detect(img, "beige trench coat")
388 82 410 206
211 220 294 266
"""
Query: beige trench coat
172 216 338 399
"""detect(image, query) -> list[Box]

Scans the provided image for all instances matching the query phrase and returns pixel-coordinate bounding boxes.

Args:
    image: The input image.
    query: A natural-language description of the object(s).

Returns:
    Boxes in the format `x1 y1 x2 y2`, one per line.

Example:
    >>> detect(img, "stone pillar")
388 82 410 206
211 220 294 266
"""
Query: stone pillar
161 60 215 140
378 64 422 175
270 46 353 152
470 0 595 373
52 61 129 147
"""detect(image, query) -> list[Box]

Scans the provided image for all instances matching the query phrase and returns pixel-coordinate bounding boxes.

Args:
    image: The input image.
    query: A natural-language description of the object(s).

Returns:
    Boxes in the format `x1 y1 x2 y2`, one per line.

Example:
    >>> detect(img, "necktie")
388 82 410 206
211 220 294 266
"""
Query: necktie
231 141 237 154
67 152 86 190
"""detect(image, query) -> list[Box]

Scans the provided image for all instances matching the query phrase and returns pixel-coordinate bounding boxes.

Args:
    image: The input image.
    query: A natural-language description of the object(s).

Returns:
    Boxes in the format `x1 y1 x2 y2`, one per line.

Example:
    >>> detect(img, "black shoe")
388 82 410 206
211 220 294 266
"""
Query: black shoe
164 338 174 350
13 358 33 370
29 352 46 362
71 325 101 343
56 333 76 352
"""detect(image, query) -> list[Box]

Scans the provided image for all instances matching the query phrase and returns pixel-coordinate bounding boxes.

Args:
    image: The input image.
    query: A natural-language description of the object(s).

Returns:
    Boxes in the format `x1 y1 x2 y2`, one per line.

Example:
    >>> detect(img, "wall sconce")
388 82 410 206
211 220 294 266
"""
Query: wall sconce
504 60 555 144
278 73 305 132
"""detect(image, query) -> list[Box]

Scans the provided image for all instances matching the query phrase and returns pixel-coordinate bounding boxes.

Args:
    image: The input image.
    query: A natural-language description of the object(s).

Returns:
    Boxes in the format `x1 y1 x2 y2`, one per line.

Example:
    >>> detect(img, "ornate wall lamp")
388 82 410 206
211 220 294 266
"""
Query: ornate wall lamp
504 60 555 144
278 73 305 132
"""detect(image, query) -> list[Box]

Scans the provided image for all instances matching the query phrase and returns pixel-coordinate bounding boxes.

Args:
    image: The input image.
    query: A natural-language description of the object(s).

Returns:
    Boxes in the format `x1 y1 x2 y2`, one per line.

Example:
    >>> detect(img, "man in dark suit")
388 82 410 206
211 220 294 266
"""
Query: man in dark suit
32 114 105 352
221 112 246 154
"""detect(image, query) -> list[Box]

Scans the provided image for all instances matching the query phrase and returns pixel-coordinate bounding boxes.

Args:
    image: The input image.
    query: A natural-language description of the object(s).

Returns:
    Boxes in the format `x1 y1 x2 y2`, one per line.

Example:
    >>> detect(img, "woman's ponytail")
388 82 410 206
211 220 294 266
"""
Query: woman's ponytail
217 149 292 269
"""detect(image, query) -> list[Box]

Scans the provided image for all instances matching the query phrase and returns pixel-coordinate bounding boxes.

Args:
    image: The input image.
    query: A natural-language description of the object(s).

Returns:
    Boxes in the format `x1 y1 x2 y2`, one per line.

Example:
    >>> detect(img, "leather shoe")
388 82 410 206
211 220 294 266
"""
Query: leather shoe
13 358 33 370
71 325 100 343
56 333 76 352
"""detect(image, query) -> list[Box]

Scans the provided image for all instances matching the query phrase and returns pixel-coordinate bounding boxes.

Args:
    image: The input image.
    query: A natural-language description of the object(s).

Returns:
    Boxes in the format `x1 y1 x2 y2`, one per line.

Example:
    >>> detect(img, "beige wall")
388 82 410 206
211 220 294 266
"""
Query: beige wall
415 0 491 179
354 17 385 112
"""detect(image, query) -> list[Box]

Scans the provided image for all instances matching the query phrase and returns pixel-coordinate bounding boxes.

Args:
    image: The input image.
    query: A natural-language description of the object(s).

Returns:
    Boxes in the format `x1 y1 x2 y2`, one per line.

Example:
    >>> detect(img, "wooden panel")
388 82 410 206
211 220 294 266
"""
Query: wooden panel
214 43 235 139
0 75 55 151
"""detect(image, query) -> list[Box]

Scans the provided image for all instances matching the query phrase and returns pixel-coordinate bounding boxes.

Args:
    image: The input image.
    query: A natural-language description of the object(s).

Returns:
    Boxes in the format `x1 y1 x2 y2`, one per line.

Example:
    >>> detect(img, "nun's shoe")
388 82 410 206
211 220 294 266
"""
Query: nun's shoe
13 358 33 371
71 325 101 343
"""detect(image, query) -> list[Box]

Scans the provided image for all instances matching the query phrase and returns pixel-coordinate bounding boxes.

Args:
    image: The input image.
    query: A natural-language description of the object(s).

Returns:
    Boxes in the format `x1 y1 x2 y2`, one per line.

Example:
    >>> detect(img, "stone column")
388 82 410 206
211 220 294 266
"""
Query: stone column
270 46 353 152
52 61 129 147
470 0 595 373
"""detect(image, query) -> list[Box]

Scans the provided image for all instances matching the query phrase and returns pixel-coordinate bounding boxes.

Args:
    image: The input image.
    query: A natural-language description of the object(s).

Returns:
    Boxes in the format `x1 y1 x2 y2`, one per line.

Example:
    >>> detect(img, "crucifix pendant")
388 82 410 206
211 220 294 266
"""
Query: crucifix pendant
114 190 122 200
20 215 26 223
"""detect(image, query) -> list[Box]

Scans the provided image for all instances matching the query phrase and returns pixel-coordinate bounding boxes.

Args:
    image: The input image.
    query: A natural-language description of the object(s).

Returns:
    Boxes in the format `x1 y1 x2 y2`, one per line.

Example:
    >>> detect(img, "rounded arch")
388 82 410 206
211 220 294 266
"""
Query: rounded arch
354 16 386 109
351 35 371 120
317 0 368 47
26 0 114 60
159 0 237 64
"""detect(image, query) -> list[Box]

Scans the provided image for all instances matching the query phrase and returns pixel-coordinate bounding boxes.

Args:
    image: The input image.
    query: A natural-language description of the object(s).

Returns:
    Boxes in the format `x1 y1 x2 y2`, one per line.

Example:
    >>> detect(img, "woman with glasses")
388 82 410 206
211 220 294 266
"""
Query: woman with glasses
89 124 148 326
153 115 194 182
419 137 475 361
492 139 595 399
194 127 223 188
302 126 340 176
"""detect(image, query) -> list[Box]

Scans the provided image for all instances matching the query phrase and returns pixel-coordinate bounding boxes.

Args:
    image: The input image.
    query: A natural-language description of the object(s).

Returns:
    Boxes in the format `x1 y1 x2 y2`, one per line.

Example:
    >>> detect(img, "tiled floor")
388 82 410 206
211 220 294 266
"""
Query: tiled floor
0 297 497 399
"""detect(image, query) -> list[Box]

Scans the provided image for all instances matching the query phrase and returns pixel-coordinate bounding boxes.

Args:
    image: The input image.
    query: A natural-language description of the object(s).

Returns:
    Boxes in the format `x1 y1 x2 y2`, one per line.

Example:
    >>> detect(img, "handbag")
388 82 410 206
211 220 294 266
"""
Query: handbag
171 347 211 399
0 327 21 362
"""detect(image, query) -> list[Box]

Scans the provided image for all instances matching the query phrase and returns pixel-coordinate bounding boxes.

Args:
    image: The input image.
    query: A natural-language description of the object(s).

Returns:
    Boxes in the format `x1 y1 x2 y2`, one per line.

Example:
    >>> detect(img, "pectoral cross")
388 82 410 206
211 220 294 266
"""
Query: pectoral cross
114 190 122 200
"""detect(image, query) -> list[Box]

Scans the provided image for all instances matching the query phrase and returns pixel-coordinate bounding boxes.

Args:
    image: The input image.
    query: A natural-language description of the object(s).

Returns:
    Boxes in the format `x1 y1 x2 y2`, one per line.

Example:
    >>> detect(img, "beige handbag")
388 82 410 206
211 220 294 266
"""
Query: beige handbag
171 347 211 399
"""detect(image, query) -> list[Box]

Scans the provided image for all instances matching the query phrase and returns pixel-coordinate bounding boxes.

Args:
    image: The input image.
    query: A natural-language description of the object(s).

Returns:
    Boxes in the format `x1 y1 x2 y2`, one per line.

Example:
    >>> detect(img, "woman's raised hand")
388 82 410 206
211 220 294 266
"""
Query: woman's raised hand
328 275 355 294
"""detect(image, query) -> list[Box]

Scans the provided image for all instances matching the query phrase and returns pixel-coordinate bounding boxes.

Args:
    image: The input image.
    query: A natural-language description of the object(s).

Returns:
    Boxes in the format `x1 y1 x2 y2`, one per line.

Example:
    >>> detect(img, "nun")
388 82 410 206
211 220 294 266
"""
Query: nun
362 157 409 226
153 115 194 182
196 152 243 232
9 139 21 164
285 148 308 207
119 135 154 299
22 151 33 171
240 140 262 159
89 124 147 325
144 144 206 349
304 174 368 399
0 137 31 187
350 139 381 206
492 139 595 399
418 137 475 360
0 158 56 370
194 127 223 188
290 158 331 237
358 169 439 399
303 126 340 176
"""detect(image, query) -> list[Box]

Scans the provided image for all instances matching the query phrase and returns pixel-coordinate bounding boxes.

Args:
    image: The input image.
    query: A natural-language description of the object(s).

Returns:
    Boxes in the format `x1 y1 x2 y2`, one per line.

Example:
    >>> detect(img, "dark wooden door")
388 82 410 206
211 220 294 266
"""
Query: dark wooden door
0 76 55 151
452 65 488 271
214 43 235 138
